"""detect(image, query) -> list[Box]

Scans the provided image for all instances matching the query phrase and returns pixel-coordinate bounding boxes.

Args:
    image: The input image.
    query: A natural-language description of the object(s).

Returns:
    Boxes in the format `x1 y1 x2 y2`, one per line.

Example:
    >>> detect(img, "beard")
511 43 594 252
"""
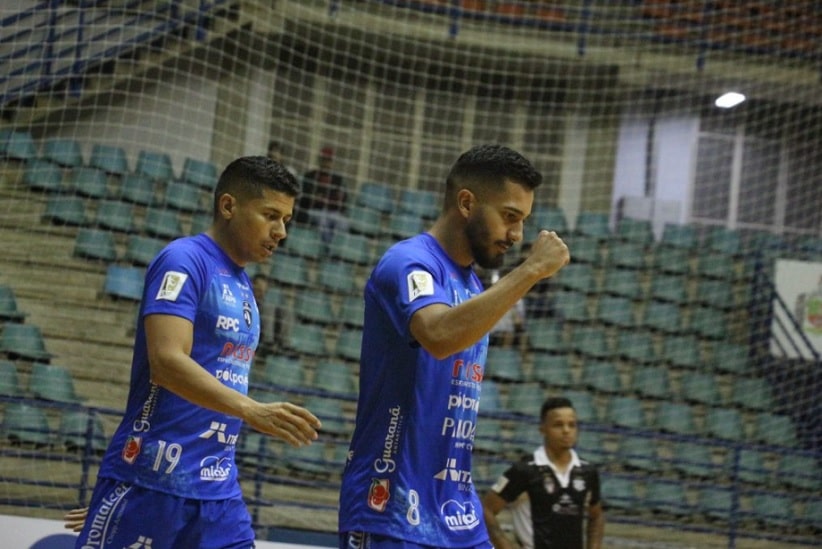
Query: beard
466 213 509 269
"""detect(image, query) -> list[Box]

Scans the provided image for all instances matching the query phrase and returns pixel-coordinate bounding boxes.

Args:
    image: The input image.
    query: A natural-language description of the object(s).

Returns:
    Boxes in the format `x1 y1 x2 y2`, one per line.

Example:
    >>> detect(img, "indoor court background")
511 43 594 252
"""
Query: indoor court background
0 1 820 548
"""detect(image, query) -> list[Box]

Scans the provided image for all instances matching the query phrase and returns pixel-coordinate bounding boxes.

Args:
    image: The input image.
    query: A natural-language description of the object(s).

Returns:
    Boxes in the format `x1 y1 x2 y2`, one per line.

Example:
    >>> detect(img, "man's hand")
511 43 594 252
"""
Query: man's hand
64 507 88 532
243 401 322 447
523 230 570 280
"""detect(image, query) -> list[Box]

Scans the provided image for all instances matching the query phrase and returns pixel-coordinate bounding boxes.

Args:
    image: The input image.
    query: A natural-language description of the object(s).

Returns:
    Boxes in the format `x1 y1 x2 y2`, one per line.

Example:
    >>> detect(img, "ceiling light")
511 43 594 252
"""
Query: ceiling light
715 92 746 109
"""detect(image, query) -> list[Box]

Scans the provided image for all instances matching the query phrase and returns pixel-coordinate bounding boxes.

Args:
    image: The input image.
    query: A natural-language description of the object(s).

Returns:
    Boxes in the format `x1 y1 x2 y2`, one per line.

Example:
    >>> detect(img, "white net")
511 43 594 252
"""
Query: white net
0 0 820 545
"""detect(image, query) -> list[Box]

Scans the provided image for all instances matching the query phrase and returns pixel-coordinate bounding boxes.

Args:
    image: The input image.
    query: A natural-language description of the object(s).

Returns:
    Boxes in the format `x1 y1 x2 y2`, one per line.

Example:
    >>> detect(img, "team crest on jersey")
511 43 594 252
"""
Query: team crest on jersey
407 271 434 302
156 271 188 301
573 478 586 492
367 478 390 512
544 476 555 494
242 300 252 327
121 435 142 464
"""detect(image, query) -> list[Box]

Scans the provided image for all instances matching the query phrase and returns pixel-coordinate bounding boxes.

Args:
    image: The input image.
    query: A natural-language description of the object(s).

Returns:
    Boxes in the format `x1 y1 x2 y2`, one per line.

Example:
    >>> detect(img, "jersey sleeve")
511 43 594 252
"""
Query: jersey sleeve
142 241 206 323
490 460 530 504
370 243 452 343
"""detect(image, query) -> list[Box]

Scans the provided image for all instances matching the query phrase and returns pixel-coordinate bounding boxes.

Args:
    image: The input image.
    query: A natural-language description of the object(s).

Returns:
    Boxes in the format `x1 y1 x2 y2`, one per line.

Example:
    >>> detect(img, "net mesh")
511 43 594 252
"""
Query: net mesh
0 0 820 544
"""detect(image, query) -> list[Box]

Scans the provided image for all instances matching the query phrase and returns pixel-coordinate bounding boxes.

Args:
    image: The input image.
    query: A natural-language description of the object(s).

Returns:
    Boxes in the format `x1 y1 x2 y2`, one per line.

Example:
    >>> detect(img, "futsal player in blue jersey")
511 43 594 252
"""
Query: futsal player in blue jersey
339 144 570 549
482 397 604 549
73 156 321 549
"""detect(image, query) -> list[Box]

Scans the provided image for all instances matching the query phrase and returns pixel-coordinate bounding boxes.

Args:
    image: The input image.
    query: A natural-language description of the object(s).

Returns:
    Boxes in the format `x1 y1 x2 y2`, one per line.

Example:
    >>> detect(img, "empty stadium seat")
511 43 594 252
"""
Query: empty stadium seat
182 157 218 190
283 225 324 259
23 158 64 193
0 359 23 397
164 180 204 213
59 410 107 453
505 382 545 416
562 390 598 423
143 207 183 239
530 206 568 235
776 454 820 492
90 144 129 175
615 217 654 245
641 300 683 334
95 199 136 233
553 263 595 294
706 226 742 256
574 211 610 239
581 360 623 394
69 166 109 199
387 212 424 240
473 417 505 454
136 150 174 181
329 231 372 265
750 493 795 528
563 235 602 265
605 396 646 429
5 130 37 161
258 355 305 390
680 372 722 406
654 401 697 435
124 234 166 266
631 366 671 400
753 413 798 447
648 273 689 304
596 295 636 328
43 138 83 168
73 228 118 262
103 265 145 301
606 241 647 270
334 328 362 362
285 324 327 357
338 294 364 328
42 195 89 226
602 267 643 300
695 252 736 280
531 353 574 388
398 188 438 220
569 325 610 359
645 482 690 517
0 323 53 361
615 330 657 364
708 341 749 375
316 261 355 294
2 402 51 446
118 173 156 206
617 434 660 473
650 246 691 276
355 182 395 214
553 290 589 323
346 204 383 237
659 223 697 250
693 278 734 310
525 318 566 354
295 292 336 326
705 407 745 442
485 346 524 383
689 306 727 340
671 441 716 479
729 377 773 411
600 474 640 511
509 421 543 453
0 285 27 322
303 396 348 437
313 360 356 396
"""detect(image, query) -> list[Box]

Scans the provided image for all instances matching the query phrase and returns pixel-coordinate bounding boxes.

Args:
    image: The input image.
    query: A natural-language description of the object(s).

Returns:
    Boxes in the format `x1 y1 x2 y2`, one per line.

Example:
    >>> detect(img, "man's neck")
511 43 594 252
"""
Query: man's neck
546 447 573 472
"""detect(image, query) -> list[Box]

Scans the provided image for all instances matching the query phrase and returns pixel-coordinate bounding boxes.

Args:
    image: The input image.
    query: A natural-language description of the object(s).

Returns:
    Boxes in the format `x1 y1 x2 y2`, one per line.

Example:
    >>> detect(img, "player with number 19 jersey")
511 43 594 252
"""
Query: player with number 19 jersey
339 233 491 547
97 234 259 500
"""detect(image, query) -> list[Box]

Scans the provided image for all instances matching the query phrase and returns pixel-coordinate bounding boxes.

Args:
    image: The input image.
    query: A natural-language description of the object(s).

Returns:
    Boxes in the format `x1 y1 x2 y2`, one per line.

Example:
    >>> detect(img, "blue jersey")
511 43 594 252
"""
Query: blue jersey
339 233 491 547
98 234 259 500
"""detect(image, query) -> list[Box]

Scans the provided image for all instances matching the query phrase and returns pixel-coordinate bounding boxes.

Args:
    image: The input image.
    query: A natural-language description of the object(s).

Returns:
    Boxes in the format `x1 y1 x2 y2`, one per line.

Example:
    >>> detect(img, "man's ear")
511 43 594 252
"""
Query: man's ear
456 188 475 218
217 193 236 220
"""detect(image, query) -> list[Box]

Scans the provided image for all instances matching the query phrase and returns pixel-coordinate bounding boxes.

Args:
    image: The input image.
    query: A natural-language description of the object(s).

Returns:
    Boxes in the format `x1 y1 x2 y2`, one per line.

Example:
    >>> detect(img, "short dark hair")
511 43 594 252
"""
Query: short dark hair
540 397 574 422
443 144 542 209
212 156 299 217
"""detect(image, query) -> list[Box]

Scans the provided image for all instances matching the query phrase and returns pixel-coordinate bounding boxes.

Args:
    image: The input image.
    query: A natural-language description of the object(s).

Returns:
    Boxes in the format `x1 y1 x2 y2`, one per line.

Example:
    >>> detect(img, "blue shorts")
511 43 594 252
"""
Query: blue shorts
340 531 493 549
75 477 254 549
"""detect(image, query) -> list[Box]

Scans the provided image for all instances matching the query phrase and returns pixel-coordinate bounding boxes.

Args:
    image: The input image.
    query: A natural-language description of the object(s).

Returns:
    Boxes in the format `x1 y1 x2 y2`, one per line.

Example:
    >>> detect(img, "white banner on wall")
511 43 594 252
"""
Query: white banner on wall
772 259 822 360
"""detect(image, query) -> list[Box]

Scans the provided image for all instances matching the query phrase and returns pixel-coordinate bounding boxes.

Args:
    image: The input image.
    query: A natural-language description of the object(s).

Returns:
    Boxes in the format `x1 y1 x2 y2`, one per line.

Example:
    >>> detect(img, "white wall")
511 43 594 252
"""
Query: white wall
52 71 219 177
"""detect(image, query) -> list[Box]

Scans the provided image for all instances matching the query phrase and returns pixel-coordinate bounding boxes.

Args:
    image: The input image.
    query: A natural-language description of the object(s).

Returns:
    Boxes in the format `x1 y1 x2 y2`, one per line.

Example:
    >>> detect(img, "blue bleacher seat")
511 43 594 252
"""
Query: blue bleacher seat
95 199 136 233
69 166 109 199
581 359 623 394
0 285 27 322
654 401 697 435
164 180 203 213
615 217 654 245
5 130 37 161
73 228 118 262
485 346 524 383
660 223 697 250
119 173 156 206
531 353 574 388
136 150 174 181
43 138 83 168
574 211 610 239
0 359 24 397
530 206 568 235
605 395 646 429
525 318 566 354
553 263 595 294
602 267 643 300
124 234 166 266
356 182 395 214
2 402 51 446
43 195 89 226
23 159 64 193
182 157 218 190
143 207 183 239
632 366 671 400
0 324 52 361
398 188 438 220
295 292 336 326
90 144 129 175
103 265 145 301
29 362 82 403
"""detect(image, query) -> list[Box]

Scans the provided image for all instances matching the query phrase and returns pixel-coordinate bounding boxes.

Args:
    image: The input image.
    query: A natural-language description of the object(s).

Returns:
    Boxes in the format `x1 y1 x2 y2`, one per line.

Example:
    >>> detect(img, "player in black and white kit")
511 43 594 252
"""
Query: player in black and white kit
482 397 604 549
